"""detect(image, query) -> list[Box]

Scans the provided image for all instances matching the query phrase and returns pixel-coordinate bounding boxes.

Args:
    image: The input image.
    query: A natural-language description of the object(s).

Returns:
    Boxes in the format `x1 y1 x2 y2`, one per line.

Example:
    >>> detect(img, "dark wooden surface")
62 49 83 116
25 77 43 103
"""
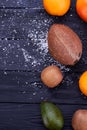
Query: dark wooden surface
0 0 87 130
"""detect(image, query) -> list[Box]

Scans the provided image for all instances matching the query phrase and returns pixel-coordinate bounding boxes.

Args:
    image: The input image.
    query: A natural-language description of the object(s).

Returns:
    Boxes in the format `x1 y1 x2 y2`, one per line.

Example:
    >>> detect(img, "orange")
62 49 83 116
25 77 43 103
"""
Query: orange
79 71 87 96
43 0 71 16
76 0 87 22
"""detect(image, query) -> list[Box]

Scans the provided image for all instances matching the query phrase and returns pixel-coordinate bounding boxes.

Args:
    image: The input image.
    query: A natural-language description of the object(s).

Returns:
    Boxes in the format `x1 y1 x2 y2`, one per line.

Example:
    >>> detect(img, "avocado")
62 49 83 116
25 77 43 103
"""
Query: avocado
41 101 64 130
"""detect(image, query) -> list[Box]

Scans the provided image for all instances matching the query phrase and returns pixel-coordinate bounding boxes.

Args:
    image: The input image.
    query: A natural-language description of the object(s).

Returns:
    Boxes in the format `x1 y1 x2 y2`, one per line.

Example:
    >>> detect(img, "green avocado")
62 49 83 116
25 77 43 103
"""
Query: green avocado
41 101 64 130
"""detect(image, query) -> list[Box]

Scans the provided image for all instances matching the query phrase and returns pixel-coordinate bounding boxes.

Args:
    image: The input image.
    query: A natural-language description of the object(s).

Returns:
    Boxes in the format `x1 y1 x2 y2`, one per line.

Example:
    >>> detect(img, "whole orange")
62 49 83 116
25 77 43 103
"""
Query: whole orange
76 0 87 22
43 0 71 16
79 71 87 96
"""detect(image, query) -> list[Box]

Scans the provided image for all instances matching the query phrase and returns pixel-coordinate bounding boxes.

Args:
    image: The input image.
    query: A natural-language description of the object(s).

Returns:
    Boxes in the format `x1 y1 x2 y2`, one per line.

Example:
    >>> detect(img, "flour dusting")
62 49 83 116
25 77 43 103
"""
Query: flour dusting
21 48 37 63
0 9 71 72
37 36 48 54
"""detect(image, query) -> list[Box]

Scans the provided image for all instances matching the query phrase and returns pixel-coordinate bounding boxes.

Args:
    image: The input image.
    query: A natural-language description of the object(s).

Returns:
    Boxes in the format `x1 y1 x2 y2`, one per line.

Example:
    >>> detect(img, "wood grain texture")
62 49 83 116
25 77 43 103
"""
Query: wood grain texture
0 0 87 130
0 103 87 130
0 0 43 8
0 70 87 104
0 8 86 70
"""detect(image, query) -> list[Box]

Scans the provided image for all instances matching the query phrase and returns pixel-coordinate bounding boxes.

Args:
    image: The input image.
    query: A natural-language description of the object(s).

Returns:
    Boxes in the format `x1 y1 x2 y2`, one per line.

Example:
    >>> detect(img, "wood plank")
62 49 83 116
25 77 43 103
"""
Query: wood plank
0 0 43 8
0 1 86 106
0 103 86 130
0 9 51 70
0 0 76 9
0 39 49 70
0 8 86 70
0 70 86 104
0 8 86 39
0 1 86 130
0 39 86 71
0 9 52 39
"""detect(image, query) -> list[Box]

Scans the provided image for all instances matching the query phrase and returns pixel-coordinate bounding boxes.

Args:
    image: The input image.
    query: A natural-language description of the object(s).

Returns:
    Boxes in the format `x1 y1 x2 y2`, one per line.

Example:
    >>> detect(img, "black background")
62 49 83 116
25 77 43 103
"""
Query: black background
0 0 87 130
